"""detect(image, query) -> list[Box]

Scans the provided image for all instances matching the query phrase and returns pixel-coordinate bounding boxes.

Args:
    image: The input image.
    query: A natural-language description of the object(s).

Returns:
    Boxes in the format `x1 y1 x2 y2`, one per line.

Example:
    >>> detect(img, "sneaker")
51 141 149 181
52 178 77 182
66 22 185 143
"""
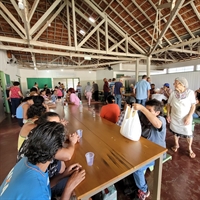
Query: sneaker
137 189 150 200
11 115 15 118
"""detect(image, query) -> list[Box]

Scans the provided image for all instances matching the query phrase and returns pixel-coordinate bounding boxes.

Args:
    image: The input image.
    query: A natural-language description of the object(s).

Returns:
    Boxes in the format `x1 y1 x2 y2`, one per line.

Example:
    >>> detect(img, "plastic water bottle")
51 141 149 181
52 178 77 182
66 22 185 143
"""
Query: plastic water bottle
79 101 83 112
92 109 95 117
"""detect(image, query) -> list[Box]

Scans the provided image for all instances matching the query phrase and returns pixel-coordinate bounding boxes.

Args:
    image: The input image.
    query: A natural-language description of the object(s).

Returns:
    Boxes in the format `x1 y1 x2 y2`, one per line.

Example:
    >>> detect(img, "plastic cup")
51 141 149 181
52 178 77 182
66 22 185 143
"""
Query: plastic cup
76 129 83 138
85 152 95 166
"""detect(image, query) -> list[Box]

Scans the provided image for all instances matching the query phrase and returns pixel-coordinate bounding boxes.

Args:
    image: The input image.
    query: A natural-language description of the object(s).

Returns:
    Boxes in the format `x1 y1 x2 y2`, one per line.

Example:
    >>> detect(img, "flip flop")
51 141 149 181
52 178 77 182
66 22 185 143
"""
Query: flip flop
171 146 179 152
189 152 196 158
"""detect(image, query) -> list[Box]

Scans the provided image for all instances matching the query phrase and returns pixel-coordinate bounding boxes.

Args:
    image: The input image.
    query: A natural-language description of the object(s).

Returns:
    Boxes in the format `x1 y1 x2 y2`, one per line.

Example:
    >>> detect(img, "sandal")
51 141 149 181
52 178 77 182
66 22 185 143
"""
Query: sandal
171 146 179 152
189 152 196 158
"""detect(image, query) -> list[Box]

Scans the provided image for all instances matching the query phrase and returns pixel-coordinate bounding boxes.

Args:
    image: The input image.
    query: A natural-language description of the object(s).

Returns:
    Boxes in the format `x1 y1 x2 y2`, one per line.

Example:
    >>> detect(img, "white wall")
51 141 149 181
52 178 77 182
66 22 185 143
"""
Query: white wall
151 72 200 91
150 59 200 91
0 50 20 82
19 68 97 93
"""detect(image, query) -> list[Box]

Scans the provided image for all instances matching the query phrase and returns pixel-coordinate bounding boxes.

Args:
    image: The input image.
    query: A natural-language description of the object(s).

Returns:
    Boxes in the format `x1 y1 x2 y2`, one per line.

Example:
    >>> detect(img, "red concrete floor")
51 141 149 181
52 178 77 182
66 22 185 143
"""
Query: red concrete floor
0 101 200 200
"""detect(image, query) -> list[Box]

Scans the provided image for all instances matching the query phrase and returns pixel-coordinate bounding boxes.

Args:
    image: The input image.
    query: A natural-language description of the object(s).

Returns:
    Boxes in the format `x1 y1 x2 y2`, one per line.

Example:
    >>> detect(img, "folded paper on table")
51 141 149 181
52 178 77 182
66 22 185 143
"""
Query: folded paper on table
120 106 141 141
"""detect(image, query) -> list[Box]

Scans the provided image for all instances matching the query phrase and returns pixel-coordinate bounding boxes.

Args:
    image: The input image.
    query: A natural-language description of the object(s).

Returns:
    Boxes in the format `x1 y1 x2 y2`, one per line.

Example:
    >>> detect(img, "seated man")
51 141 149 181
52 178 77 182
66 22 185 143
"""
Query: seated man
100 95 120 123
132 99 166 200
0 122 85 200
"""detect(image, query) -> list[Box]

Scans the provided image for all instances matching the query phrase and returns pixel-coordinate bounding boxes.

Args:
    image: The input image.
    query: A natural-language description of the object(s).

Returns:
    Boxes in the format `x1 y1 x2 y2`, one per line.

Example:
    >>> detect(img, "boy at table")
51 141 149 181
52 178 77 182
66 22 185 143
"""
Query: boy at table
0 122 86 200
132 99 166 200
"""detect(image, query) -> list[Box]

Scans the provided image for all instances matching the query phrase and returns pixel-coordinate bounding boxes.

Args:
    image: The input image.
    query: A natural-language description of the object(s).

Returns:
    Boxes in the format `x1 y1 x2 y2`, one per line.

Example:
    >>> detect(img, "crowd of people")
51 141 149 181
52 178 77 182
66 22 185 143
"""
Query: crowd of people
2 76 199 200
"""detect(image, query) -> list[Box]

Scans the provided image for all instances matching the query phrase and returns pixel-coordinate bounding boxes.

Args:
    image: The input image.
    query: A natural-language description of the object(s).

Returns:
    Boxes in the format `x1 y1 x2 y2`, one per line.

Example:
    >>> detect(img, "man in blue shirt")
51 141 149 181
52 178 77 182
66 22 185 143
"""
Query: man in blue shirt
0 122 85 200
134 75 151 106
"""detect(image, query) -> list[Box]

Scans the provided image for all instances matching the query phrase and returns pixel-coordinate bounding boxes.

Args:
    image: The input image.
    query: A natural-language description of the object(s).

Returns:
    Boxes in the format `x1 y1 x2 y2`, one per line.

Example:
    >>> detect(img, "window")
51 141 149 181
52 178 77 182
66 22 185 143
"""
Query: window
66 78 79 89
150 69 167 75
196 65 200 71
168 66 194 73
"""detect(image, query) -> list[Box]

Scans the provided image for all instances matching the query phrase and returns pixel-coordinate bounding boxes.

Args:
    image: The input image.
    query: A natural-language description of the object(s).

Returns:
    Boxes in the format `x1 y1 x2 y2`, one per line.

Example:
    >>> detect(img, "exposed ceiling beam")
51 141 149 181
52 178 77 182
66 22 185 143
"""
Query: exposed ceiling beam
28 0 40 22
153 37 200 54
149 0 185 55
0 10 25 39
0 36 146 58
29 0 62 35
0 1 25 35
68 2 126 52
190 1 200 21
170 48 200 54
66 0 71 46
33 2 65 41
10 0 22 20
109 38 126 52
84 0 146 54
0 44 144 61
78 19 105 48
72 0 77 49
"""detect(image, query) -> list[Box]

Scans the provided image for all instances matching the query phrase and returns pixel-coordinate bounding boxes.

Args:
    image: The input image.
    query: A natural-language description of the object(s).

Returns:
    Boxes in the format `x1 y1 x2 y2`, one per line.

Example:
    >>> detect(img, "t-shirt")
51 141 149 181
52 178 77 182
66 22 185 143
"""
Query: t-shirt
114 82 123 95
139 112 166 148
134 79 151 99
0 157 51 200
57 89 63 97
152 94 167 102
10 86 21 98
100 104 120 123
70 93 80 106
76 86 82 93
103 81 109 93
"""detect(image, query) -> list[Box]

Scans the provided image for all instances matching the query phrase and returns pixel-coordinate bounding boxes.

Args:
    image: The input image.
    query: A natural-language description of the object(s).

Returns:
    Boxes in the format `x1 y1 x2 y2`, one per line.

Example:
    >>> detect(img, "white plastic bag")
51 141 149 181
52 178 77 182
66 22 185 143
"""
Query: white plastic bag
120 106 141 141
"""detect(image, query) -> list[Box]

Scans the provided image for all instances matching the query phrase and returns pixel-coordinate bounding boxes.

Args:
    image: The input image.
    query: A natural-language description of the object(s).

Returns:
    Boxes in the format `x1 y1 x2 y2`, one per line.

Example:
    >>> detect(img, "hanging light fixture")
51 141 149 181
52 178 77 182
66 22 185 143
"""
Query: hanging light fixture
18 0 24 9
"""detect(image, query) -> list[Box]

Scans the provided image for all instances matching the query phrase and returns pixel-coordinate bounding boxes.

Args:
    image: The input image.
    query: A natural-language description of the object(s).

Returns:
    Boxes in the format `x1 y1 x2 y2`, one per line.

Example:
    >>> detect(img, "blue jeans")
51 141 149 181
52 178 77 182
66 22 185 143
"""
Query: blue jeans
136 99 147 107
133 161 154 192
193 113 199 119
115 94 122 109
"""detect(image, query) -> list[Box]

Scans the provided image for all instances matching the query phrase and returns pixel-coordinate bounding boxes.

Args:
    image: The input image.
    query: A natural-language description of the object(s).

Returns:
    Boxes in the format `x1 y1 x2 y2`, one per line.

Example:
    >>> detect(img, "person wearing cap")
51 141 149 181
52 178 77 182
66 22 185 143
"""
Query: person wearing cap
160 83 172 99
167 77 196 158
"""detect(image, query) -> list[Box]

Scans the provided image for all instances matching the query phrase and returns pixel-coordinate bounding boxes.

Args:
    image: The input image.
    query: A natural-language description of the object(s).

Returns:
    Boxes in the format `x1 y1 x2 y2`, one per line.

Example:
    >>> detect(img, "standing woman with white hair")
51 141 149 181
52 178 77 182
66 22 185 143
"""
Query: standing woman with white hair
85 82 93 107
167 77 196 158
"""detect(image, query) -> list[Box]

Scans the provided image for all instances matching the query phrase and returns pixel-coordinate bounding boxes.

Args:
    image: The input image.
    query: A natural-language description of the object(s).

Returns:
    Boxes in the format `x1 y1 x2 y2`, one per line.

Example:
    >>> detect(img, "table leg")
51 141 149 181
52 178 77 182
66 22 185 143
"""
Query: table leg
153 154 163 200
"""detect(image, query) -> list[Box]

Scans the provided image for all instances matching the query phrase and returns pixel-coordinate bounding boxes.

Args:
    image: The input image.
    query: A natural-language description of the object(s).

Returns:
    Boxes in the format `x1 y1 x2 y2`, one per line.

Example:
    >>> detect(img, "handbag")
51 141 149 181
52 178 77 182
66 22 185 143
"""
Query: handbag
120 106 141 141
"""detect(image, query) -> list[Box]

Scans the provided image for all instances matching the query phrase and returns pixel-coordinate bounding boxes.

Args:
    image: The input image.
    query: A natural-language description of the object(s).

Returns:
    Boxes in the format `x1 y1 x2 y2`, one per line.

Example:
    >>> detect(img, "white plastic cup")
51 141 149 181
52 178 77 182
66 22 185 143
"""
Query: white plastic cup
85 152 95 166
76 129 83 138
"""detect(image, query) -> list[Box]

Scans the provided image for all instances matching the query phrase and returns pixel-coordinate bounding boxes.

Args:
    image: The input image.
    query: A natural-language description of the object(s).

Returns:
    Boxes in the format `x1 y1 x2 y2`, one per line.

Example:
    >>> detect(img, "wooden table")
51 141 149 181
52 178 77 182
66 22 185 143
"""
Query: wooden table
59 104 167 200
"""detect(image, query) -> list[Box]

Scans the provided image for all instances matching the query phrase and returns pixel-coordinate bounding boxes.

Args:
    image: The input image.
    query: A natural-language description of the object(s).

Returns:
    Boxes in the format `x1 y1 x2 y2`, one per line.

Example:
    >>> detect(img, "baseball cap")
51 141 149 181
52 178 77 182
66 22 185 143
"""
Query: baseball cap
164 83 170 87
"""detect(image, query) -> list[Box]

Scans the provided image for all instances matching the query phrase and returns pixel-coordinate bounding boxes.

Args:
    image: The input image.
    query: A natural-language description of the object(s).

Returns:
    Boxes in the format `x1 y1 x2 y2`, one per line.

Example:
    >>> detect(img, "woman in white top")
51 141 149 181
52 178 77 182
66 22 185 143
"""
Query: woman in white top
167 77 196 158
85 82 93 107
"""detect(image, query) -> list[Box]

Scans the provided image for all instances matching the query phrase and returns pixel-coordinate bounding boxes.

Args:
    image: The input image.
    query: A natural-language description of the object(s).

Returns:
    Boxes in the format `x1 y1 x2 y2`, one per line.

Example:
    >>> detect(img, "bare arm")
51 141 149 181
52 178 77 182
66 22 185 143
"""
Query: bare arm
18 91 24 98
136 104 162 129
23 104 29 120
166 103 171 123
60 169 86 200
55 133 78 161
184 104 196 125
55 143 75 161
147 90 150 100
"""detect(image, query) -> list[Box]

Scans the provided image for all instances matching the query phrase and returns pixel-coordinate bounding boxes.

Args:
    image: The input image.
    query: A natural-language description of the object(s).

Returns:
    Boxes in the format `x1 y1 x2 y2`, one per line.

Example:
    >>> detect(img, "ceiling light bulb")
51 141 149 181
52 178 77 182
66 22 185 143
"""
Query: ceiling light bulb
80 30 85 35
61 69 63 71
89 17 95 23
18 0 24 9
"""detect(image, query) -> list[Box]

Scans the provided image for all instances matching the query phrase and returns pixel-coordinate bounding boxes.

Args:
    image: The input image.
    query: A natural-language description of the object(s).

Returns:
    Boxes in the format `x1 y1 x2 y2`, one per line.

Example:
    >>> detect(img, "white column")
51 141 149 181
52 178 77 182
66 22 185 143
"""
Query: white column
147 56 151 77
135 59 139 82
